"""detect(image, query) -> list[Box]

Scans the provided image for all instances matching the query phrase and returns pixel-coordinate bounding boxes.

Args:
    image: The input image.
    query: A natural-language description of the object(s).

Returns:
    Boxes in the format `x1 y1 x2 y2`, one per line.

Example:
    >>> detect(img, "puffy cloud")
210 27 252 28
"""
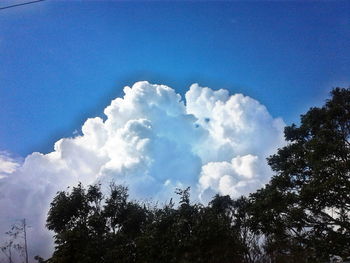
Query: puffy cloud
186 84 285 163
0 152 20 178
0 81 285 259
198 154 270 201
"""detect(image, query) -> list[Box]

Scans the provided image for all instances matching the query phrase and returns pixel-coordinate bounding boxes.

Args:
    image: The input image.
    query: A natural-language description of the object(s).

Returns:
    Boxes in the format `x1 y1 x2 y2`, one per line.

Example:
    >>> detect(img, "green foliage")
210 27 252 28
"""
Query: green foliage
248 88 350 262
46 185 246 263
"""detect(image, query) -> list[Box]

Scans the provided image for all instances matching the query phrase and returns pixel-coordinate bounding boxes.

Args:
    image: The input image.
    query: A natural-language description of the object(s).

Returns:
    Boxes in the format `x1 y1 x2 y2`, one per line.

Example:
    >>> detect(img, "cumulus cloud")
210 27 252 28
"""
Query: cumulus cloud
0 152 20 178
199 154 269 200
0 81 285 259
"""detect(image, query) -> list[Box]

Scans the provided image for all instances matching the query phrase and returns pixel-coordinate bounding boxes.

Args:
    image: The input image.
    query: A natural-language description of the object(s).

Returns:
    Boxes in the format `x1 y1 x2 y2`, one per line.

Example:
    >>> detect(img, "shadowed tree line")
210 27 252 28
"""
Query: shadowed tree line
45 184 248 263
5 87 349 263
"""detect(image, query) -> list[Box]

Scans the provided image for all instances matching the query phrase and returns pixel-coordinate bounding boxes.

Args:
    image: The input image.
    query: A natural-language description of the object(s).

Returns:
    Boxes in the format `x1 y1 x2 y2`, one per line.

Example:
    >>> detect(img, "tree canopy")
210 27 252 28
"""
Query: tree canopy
46 184 247 263
248 87 350 261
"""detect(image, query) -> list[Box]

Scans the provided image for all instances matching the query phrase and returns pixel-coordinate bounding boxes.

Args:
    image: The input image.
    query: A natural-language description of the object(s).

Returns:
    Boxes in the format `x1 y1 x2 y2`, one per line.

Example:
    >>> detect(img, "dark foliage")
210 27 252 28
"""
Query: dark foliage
46 185 246 263
248 88 350 262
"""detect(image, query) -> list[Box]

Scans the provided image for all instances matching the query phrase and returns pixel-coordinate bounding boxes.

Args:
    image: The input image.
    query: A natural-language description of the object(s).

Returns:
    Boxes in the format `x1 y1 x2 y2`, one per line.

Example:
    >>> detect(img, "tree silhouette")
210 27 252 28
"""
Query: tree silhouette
248 88 350 261
46 185 246 263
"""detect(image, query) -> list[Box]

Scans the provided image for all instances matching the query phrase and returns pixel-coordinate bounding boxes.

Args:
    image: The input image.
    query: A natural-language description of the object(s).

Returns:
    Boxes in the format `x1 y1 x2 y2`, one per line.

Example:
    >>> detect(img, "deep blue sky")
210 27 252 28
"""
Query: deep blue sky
0 0 349 157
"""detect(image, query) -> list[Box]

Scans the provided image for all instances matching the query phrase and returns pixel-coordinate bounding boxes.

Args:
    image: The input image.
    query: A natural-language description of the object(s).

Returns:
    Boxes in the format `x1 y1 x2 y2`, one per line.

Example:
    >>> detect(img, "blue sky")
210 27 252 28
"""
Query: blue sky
1 0 349 157
0 2 350 256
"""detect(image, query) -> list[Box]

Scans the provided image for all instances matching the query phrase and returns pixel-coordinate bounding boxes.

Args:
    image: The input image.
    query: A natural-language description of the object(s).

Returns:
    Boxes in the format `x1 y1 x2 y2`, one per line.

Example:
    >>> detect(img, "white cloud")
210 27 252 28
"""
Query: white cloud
198 154 270 200
0 81 285 259
0 152 20 178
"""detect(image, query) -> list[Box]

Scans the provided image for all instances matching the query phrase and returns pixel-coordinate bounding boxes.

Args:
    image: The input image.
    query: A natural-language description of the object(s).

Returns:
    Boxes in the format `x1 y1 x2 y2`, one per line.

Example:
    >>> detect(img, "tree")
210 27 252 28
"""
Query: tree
248 88 350 261
231 196 267 263
47 183 110 263
0 219 29 263
46 184 246 263
1 239 14 263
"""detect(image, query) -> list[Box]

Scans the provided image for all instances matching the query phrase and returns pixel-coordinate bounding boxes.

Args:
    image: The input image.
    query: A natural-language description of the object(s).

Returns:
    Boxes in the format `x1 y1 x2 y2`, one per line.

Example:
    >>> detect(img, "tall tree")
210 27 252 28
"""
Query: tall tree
249 88 350 261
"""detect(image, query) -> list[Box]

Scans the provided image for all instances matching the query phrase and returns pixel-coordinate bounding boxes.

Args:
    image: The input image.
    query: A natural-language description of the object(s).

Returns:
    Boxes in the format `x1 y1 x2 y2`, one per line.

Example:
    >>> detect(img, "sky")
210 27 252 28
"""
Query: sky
0 0 349 157
0 0 350 261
